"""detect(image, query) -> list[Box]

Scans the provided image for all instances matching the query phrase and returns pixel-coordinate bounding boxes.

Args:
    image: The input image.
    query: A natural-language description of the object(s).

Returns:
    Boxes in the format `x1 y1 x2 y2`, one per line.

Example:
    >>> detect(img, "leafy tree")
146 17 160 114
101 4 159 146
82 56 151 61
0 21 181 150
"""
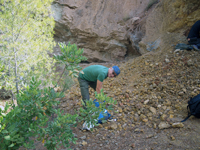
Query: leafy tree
0 0 55 94
0 77 78 150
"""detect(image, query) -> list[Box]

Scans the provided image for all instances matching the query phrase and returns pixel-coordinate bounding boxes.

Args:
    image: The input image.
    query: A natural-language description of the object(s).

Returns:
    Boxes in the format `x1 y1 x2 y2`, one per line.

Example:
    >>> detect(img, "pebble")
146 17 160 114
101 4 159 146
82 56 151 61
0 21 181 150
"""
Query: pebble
109 122 118 130
82 141 87 146
186 59 193 66
158 122 170 129
149 107 157 114
171 135 175 141
80 135 87 140
146 134 154 138
172 122 184 128
144 99 149 105
165 58 170 63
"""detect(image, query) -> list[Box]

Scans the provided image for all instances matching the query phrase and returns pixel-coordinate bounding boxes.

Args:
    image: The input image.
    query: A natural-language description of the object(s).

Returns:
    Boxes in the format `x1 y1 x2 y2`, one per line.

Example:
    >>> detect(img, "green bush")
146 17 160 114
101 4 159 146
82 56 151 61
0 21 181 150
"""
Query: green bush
78 89 117 128
0 42 117 149
0 77 78 149
0 80 116 149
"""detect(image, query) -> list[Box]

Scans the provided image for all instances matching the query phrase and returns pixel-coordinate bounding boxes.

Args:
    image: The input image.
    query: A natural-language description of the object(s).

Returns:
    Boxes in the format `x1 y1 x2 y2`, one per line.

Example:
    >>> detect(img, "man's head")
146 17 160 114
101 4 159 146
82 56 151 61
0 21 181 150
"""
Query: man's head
108 66 120 78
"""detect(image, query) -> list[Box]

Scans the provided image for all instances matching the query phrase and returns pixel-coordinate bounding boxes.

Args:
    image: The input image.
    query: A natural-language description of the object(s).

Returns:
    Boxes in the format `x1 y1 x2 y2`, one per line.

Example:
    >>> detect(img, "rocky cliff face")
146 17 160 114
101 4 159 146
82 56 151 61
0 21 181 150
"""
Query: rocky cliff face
139 0 200 54
52 0 200 62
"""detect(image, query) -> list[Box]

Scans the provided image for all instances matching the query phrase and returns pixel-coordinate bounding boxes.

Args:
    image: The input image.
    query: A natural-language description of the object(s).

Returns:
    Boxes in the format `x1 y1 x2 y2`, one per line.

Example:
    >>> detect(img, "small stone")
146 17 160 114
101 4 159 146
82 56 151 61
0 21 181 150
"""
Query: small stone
162 106 167 110
98 124 103 128
171 135 175 141
146 134 154 138
149 107 157 114
82 141 87 146
154 123 157 129
125 93 129 98
134 128 140 132
145 61 149 65
191 92 196 96
131 143 135 148
165 101 171 106
118 107 123 113
165 58 170 63
160 114 167 121
172 122 184 128
142 118 148 122
144 99 149 105
158 122 170 129
80 135 86 140
183 88 187 93
109 122 118 130
174 49 181 53
178 91 184 96
186 59 193 66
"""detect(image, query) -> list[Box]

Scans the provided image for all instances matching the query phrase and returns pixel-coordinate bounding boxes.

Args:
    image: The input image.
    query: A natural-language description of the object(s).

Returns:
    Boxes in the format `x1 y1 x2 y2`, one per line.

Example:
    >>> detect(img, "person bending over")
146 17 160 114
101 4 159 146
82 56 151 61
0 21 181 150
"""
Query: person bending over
78 65 120 105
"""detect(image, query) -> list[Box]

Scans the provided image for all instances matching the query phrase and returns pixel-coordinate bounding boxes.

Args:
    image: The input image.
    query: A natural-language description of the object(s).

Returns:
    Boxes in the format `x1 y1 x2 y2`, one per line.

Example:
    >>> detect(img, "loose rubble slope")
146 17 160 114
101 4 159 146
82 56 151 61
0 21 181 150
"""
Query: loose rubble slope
61 48 200 150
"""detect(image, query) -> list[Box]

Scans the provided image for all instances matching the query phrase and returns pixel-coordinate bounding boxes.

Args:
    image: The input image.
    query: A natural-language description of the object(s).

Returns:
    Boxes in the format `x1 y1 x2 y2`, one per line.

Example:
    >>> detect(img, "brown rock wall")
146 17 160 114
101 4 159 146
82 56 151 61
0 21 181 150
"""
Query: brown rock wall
52 0 200 62
139 0 200 54
52 0 149 62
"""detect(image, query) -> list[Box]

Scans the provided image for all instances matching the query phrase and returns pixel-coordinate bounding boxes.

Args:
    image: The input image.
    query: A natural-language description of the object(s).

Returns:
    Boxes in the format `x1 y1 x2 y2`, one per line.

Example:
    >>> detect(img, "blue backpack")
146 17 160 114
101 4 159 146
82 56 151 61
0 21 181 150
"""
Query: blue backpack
181 94 200 122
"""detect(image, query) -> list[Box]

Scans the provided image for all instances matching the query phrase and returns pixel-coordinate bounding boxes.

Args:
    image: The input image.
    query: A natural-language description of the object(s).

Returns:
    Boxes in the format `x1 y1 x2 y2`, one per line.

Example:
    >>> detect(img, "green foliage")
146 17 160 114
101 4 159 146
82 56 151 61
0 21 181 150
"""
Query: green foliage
53 42 87 79
0 77 78 150
0 41 90 149
78 89 117 129
44 112 78 149
0 0 56 93
0 39 117 149
0 21 116 149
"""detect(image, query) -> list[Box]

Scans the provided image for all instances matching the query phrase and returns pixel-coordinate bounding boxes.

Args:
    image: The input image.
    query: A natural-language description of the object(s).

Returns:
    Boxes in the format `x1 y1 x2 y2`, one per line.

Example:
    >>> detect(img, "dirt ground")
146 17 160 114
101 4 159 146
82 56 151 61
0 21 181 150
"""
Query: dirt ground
59 48 200 150
1 47 200 150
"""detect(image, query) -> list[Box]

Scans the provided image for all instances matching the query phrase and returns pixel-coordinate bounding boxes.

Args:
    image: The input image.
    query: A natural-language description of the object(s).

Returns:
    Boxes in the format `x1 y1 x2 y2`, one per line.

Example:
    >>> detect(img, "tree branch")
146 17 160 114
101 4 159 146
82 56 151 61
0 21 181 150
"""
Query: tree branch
54 67 66 88
14 13 30 42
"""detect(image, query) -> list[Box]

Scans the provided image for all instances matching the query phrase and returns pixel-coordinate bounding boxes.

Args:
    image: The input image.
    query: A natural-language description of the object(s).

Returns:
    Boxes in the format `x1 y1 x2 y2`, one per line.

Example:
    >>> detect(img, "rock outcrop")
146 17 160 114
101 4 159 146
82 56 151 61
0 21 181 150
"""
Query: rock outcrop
139 0 200 54
52 0 200 62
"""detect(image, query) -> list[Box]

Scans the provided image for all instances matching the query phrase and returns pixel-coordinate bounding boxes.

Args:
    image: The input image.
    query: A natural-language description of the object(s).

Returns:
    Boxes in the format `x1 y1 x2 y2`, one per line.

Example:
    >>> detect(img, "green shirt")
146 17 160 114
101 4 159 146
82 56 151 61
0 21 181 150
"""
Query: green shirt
79 65 108 82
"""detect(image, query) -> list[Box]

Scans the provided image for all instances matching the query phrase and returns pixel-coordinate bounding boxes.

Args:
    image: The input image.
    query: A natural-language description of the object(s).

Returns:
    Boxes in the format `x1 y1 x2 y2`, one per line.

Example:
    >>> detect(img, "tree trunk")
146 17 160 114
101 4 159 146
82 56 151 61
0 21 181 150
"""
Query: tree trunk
14 48 19 94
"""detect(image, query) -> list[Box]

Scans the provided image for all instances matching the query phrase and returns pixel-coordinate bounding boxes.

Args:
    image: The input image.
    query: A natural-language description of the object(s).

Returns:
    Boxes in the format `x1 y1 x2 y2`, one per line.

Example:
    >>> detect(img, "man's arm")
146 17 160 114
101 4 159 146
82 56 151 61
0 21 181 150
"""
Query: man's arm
96 80 103 94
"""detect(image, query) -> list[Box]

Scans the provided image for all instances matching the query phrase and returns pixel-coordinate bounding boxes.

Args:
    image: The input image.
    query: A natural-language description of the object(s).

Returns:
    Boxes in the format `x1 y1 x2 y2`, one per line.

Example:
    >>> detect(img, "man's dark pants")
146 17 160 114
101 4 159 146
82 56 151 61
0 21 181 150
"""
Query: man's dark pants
78 76 97 105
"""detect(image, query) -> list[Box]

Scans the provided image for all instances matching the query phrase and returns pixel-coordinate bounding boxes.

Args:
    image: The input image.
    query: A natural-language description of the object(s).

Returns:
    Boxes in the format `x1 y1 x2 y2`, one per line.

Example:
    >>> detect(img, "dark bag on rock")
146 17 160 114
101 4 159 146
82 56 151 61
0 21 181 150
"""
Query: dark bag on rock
181 94 200 122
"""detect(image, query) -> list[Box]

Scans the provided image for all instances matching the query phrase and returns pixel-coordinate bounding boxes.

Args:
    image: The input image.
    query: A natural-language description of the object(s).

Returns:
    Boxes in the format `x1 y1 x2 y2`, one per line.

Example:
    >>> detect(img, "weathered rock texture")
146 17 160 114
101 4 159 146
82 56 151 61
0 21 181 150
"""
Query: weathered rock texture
52 0 200 62
139 0 200 54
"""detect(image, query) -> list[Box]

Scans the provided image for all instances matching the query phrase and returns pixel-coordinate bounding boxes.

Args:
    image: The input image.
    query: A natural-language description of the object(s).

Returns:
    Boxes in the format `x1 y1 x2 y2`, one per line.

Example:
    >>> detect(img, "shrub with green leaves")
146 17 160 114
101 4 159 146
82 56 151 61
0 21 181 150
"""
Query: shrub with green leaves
78 89 117 129
53 42 87 80
0 41 116 149
0 77 78 150
0 80 116 149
